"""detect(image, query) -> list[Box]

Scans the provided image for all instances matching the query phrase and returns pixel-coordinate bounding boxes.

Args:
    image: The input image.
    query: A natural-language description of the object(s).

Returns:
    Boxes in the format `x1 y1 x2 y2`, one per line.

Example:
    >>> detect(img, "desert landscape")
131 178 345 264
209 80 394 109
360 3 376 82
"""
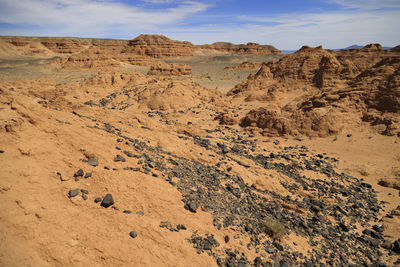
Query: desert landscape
0 34 399 266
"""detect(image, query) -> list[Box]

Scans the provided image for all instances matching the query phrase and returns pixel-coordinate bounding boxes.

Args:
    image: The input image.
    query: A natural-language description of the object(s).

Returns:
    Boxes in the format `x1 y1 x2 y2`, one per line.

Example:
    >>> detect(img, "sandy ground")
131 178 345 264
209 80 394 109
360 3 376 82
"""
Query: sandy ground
0 40 399 266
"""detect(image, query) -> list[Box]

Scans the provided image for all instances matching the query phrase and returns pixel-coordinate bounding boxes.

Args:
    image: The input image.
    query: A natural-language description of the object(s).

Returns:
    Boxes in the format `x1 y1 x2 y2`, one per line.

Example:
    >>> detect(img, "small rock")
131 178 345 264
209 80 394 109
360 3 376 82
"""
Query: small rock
381 240 392 249
94 197 102 203
81 189 89 194
114 154 126 162
68 189 80 198
101 194 114 208
347 134 352 137
266 246 275 254
224 235 230 243
87 158 98 167
84 172 92 178
339 222 349 232
273 241 283 251
129 231 138 239
185 201 199 213
82 194 88 200
123 210 132 214
0 150 4 153
137 211 144 216
176 224 186 230
393 239 400 254
112 206 119 211
74 169 84 177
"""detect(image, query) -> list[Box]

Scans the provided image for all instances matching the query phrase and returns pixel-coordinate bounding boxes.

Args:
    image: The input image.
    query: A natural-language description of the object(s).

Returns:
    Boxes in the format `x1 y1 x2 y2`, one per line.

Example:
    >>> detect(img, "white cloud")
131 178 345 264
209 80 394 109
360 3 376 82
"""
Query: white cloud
0 0 399 49
167 8 400 49
326 0 400 10
0 0 211 37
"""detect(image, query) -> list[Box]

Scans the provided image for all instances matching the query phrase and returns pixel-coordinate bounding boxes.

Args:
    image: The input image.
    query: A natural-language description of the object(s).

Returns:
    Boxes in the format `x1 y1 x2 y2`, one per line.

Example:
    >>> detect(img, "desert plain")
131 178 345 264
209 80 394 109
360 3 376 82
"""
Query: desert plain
0 35 399 266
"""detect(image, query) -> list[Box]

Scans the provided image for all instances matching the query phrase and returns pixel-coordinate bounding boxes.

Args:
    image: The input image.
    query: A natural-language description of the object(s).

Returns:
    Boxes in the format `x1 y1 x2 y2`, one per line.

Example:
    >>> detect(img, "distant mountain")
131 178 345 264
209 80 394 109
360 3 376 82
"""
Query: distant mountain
281 45 394 54
281 50 296 54
332 44 392 51
343 44 363 50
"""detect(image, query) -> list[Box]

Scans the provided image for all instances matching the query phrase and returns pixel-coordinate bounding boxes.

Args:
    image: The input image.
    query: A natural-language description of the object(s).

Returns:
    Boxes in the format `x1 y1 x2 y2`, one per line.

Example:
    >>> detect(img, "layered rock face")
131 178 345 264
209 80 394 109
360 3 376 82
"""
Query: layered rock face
226 44 400 137
147 62 192 76
201 42 282 55
40 39 87 54
124 34 194 58
58 47 121 69
224 61 262 70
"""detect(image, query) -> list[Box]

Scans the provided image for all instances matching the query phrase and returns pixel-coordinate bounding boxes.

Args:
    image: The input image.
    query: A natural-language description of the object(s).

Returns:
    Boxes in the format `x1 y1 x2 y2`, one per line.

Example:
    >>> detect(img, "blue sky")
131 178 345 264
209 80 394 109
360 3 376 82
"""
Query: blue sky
0 0 399 49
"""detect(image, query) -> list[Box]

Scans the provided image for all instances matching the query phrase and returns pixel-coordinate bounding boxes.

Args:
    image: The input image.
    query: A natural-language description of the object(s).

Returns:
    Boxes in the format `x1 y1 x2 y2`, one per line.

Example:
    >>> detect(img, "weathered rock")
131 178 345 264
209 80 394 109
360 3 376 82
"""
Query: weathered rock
68 189 80 198
101 194 114 208
114 154 126 162
129 231 138 239
87 158 98 167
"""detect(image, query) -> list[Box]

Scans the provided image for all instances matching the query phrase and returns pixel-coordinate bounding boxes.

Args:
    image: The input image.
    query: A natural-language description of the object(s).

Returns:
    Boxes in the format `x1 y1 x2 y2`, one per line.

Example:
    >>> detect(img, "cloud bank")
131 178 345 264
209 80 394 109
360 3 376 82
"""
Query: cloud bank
0 0 399 49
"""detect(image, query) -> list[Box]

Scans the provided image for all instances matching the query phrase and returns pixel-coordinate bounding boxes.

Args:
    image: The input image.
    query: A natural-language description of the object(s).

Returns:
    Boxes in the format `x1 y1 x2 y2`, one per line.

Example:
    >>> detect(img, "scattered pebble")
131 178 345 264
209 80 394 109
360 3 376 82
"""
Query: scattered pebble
129 231 138 239
136 211 144 216
68 189 80 198
114 154 126 162
74 169 84 177
101 194 114 208
87 158 98 167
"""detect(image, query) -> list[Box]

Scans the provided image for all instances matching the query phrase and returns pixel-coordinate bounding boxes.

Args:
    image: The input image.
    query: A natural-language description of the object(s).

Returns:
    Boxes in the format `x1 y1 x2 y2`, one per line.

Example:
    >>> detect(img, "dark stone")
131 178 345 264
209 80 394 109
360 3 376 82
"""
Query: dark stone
101 194 114 208
112 206 119 210
266 246 275 254
273 241 283 251
84 172 92 178
68 189 79 198
347 134 352 137
94 197 102 203
0 150 4 153
372 224 384 233
185 201 199 213
339 222 349 232
123 210 132 214
393 239 400 254
74 169 84 177
123 150 137 158
114 154 126 162
137 211 144 216
381 240 392 249
177 224 187 230
82 194 88 200
129 231 138 239
87 158 98 167
81 189 89 194
224 235 230 243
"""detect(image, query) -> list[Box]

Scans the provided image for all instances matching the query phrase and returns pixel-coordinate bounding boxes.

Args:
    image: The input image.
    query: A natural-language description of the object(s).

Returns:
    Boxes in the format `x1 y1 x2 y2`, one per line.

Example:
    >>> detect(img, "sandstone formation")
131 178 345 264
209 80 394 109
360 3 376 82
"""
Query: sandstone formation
201 42 281 55
0 34 400 267
147 62 192 76
124 34 194 58
227 44 400 137
224 61 262 70
59 47 121 69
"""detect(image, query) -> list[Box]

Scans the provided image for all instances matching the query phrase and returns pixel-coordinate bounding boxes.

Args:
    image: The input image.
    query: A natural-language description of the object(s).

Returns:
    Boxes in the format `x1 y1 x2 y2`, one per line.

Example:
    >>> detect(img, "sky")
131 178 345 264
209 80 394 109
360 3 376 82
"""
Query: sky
0 0 399 50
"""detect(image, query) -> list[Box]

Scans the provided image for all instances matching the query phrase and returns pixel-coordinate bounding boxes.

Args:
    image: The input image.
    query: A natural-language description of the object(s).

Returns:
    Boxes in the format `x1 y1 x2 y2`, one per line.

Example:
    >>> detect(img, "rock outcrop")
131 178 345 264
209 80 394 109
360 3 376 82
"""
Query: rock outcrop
124 34 194 58
201 42 281 55
147 62 192 76
228 44 400 137
224 61 262 70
